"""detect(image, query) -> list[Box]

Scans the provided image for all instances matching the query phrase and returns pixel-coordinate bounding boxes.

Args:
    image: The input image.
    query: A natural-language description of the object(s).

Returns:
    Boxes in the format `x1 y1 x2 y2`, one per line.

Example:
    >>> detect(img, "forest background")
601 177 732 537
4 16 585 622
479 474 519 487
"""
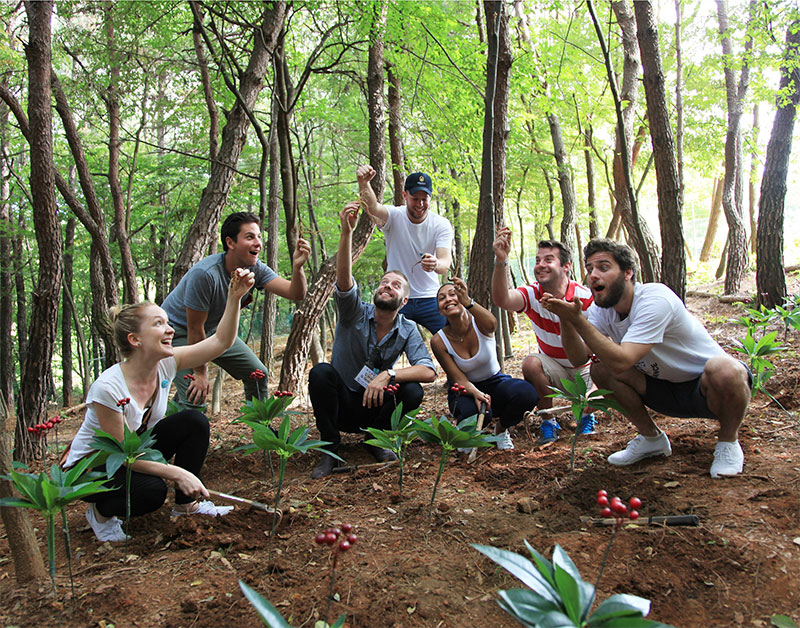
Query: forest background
0 0 798 462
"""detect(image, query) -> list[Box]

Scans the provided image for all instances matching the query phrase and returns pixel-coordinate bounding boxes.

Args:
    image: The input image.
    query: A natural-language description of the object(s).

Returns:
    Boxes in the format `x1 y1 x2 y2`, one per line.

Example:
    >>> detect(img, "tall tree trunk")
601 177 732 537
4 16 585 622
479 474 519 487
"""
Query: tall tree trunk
548 112 577 257
756 18 799 309
260 97 281 373
634 0 685 299
171 2 286 287
103 1 137 304
748 102 759 254
717 0 754 295
582 122 600 239
674 0 684 193
13 209 26 366
700 176 724 261
278 0 385 391
18 0 62 462
191 2 219 167
386 61 405 205
62 216 75 407
0 99 14 407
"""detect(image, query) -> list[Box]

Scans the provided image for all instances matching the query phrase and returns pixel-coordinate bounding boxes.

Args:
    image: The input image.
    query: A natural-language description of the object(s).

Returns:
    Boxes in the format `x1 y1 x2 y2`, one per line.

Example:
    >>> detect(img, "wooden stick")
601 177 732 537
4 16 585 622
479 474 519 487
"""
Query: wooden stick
581 514 699 527
207 490 281 518
331 460 397 474
467 401 489 463
531 405 574 416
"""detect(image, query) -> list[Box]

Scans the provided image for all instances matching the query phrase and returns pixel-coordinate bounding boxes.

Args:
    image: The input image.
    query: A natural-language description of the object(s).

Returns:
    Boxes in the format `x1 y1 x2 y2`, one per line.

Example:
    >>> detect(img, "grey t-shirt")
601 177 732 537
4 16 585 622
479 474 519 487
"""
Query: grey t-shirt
162 253 278 333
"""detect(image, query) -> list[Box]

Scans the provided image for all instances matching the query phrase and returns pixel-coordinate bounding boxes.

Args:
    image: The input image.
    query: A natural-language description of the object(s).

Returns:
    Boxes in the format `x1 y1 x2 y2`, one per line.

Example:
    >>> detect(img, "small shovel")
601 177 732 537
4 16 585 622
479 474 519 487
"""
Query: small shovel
332 460 398 474
208 489 282 522
581 514 699 527
467 401 489 463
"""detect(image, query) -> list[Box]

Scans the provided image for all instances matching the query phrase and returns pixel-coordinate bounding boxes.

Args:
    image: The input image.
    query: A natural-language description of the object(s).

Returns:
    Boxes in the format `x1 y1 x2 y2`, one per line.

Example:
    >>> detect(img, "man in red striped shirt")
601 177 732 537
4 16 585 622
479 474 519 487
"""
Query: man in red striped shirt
492 227 595 446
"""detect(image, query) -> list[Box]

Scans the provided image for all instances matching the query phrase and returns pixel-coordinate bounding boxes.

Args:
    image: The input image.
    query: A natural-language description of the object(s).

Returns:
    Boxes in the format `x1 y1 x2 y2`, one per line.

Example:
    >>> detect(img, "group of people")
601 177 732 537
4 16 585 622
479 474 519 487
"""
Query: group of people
65 166 752 543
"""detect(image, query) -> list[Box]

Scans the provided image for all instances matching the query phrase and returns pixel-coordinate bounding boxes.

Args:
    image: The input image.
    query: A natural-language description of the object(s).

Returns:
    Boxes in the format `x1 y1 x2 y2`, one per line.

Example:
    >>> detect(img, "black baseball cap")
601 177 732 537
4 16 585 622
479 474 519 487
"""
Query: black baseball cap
404 172 433 196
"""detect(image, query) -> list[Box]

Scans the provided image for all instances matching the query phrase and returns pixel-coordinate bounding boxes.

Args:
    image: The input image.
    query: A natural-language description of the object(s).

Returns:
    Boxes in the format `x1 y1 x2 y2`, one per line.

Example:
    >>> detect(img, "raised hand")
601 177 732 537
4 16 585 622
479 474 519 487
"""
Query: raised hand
340 201 360 233
230 267 256 299
452 276 471 306
356 164 376 185
293 238 311 268
493 226 512 261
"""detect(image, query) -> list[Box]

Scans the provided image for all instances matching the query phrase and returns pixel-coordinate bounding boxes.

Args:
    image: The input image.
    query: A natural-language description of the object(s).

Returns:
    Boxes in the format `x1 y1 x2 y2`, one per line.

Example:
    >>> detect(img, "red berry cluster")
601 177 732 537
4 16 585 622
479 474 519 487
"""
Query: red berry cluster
116 397 131 408
183 374 195 381
273 390 292 397
27 415 62 435
450 383 467 395
597 489 641 521
250 369 266 380
383 383 400 394
314 522 357 553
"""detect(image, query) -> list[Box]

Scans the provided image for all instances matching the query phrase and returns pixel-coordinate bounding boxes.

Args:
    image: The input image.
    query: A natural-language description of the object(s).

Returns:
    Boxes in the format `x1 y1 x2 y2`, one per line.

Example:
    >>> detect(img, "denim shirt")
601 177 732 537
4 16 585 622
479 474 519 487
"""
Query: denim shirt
331 282 435 392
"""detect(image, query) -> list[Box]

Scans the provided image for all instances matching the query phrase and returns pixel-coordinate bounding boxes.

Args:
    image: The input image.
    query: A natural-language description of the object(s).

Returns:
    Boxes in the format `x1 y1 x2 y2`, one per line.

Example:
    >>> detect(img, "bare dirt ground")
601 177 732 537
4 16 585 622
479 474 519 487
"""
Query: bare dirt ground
1 274 799 628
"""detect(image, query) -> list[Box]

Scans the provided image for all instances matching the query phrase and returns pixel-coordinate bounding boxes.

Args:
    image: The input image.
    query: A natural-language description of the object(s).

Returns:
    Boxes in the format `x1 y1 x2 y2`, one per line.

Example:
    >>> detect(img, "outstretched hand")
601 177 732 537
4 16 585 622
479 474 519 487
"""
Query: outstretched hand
452 276 472 307
340 201 360 233
229 267 256 300
293 238 311 268
493 226 512 261
540 292 584 323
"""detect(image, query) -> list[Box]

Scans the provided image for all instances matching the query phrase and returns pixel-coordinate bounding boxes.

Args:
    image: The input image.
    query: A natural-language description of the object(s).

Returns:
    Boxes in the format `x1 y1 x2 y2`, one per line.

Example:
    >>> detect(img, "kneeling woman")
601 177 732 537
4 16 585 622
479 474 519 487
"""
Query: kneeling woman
431 278 538 450
64 268 255 542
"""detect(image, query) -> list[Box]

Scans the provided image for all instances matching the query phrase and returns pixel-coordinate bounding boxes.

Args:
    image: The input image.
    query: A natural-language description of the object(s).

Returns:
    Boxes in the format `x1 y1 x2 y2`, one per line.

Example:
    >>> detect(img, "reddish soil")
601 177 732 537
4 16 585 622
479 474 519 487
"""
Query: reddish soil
1 279 799 628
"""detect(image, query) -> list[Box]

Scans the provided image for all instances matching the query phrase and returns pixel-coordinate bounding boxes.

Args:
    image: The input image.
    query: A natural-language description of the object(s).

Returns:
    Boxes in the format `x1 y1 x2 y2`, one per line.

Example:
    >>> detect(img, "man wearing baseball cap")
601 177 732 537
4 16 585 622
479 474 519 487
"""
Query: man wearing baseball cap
357 165 454 333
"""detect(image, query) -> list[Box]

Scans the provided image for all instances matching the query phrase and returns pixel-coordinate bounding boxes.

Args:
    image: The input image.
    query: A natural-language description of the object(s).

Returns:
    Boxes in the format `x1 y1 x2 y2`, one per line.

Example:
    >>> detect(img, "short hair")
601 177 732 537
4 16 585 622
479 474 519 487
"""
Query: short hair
537 240 572 267
583 238 638 279
109 302 153 358
221 212 260 251
384 269 410 298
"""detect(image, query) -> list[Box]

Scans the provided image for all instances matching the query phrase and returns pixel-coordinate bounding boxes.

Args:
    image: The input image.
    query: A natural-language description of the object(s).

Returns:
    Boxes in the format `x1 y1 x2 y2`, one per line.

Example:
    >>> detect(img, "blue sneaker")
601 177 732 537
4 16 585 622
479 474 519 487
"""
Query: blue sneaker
538 419 561 446
578 414 597 435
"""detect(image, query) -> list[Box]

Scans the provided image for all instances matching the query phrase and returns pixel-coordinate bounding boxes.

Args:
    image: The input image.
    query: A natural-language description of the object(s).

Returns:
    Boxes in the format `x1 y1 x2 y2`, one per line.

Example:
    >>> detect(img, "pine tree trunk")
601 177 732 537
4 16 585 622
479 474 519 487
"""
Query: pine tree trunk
700 177 724 262
0 100 14 407
62 217 75 407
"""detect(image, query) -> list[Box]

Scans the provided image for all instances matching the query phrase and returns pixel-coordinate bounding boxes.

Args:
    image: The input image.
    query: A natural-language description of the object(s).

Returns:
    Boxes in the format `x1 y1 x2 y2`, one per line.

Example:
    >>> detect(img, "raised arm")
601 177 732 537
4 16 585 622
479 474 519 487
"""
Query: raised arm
336 201 359 292
175 268 255 372
357 164 388 227
262 238 310 301
492 226 525 311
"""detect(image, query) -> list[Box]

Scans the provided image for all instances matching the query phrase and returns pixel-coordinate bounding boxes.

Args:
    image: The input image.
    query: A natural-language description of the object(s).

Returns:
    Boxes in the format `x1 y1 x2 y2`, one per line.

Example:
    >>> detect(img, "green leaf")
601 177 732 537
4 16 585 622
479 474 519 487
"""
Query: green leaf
497 589 572 627
239 581 293 627
588 593 651 623
472 544 561 605
771 615 799 628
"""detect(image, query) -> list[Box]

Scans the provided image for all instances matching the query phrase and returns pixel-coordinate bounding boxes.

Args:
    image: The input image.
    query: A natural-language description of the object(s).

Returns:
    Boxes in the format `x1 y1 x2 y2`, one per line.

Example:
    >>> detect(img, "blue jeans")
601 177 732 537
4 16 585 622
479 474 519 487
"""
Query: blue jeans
400 297 446 333
448 372 539 430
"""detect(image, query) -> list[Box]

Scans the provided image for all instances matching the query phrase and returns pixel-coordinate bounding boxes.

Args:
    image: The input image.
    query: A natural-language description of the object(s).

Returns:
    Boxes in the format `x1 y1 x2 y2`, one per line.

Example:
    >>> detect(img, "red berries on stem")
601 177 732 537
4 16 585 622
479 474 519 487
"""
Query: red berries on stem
116 397 131 408
315 522 358 624
273 390 292 397
596 489 642 526
383 384 399 394
250 369 266 380
449 383 467 395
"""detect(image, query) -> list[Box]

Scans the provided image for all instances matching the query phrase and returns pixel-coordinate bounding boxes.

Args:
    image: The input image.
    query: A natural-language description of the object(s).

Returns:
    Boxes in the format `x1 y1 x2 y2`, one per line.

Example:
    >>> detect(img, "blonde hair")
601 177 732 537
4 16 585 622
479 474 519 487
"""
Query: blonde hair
109 302 153 357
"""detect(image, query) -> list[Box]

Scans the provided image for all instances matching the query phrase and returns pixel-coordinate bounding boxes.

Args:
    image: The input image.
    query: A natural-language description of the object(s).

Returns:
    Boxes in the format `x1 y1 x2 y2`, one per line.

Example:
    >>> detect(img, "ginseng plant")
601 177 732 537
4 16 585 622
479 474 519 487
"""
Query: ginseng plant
314 522 358 625
238 392 342 562
547 372 624 475
239 580 346 628
411 414 497 522
0 453 111 599
90 414 166 548
473 492 675 627
362 402 420 512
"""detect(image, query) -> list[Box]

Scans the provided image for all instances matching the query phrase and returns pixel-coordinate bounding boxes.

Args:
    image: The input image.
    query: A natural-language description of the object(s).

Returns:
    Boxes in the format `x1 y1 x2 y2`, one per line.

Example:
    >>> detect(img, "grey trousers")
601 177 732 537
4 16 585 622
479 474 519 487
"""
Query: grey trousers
172 327 269 410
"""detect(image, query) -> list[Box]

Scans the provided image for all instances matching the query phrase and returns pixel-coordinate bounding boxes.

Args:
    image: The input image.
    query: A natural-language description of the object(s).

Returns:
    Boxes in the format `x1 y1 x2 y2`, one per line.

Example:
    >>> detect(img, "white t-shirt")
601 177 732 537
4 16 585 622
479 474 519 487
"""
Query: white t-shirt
587 283 724 382
65 357 178 467
436 317 500 382
381 205 454 299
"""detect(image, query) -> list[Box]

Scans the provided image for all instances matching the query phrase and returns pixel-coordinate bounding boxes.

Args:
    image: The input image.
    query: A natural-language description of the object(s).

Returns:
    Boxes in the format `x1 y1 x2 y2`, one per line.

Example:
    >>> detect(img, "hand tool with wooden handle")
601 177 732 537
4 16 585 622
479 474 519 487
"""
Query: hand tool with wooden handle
467 401 489 463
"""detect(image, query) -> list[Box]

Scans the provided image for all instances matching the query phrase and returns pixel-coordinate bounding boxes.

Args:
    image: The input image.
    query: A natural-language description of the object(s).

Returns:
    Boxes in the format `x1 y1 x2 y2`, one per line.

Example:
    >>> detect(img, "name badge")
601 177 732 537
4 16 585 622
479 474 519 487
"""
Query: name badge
355 365 379 389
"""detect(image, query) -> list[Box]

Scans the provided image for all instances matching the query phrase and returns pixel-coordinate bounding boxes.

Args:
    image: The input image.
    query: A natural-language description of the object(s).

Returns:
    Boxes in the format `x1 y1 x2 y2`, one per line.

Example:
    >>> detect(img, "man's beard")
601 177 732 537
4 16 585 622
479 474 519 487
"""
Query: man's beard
374 292 403 311
593 272 626 309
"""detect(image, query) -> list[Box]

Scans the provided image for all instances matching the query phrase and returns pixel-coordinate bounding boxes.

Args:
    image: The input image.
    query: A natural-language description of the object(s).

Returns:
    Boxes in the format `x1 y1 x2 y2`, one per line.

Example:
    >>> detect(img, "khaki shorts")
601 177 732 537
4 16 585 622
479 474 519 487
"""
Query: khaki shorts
528 353 592 390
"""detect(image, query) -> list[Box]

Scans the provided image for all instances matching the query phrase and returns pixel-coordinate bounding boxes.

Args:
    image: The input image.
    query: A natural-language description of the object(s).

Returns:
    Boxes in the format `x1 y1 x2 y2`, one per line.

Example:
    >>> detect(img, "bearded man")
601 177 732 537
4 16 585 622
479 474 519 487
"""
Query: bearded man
308 202 436 479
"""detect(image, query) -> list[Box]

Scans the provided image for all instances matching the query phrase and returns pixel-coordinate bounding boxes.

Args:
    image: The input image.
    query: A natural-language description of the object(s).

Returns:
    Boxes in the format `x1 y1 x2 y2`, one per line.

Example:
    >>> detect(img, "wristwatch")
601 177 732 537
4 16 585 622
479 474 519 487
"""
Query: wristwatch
387 369 396 381
465 298 475 309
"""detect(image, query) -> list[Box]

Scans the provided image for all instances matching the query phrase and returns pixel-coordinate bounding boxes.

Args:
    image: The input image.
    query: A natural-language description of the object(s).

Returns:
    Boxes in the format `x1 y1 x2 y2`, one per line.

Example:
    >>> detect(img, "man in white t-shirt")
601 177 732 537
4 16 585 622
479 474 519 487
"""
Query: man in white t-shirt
541 238 752 478
491 228 596 446
357 165 454 333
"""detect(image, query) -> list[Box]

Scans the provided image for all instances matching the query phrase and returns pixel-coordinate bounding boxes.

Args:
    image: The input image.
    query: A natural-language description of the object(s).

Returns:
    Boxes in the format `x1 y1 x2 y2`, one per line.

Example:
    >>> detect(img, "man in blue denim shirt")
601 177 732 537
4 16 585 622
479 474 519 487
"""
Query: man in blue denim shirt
308 201 436 478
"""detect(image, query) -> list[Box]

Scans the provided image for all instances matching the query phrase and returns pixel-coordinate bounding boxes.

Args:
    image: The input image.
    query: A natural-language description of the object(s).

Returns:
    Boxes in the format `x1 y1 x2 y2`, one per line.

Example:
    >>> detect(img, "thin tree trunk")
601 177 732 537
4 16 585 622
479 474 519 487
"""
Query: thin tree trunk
0 99 14 407
700 177 724 261
548 112 577 257
62 217 75 407
260 97 281 373
756 19 799 309
386 61 405 205
748 102 759 254
191 2 219 166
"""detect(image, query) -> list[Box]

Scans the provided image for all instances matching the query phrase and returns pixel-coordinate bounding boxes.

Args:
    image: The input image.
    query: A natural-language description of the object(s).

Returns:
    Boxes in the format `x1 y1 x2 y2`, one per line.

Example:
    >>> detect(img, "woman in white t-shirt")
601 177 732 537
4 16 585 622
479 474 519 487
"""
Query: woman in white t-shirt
66 268 255 542
431 278 538 451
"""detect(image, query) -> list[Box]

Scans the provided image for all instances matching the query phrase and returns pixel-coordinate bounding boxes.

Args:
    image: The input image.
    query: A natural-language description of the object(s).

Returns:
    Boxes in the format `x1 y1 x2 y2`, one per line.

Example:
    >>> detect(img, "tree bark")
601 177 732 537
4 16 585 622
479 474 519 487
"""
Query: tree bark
278 0 385 391
18 0 62 462
191 2 219 167
62 216 75 407
700 176 724 261
716 0 754 295
548 112 577 257
634 0 685 299
0 99 13 407
748 102 759 254
386 61 405 205
756 18 799 309
171 2 286 287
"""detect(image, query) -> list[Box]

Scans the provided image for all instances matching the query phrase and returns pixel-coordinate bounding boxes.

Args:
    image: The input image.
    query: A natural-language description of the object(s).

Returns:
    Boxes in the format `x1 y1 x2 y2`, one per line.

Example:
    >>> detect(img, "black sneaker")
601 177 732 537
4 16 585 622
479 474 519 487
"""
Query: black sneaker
363 442 398 463
311 452 340 479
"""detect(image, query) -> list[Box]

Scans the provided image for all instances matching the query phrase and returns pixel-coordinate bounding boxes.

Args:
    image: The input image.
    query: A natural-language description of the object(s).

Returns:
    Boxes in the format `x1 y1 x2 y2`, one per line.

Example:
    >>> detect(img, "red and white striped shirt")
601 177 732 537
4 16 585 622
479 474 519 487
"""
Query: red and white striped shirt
516 281 594 367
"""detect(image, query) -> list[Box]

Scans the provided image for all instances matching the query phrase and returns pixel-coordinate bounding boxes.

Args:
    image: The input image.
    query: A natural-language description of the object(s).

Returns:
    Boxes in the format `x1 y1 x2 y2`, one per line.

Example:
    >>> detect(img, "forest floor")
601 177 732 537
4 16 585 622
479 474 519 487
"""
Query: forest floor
1 272 800 628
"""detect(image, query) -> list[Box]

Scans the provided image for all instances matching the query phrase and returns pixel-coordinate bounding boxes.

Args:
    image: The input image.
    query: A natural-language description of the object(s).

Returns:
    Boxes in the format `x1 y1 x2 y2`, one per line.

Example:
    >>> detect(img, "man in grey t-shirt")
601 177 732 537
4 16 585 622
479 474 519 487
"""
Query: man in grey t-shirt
162 212 310 409
308 201 436 479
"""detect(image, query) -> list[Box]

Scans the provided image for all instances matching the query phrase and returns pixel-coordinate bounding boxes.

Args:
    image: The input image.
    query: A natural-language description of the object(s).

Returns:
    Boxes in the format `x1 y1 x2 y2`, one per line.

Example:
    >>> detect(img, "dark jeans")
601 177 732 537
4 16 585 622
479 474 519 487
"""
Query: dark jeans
399 297 446 334
309 363 424 448
86 410 210 518
448 372 539 430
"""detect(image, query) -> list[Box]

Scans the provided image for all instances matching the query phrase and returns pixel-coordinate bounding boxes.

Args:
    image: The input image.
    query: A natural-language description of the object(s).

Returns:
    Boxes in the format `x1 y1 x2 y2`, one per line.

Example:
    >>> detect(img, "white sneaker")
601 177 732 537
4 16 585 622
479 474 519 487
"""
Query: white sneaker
710 441 744 478
171 500 234 517
495 429 514 450
607 432 672 466
86 505 130 543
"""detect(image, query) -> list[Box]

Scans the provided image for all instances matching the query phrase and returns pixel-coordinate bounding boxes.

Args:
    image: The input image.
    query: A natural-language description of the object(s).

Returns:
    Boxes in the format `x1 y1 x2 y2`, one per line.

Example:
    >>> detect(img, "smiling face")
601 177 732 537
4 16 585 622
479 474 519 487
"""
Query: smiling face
403 190 431 224
585 251 632 309
534 246 570 292
225 222 262 268
373 272 409 312
436 283 461 317
130 305 175 357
